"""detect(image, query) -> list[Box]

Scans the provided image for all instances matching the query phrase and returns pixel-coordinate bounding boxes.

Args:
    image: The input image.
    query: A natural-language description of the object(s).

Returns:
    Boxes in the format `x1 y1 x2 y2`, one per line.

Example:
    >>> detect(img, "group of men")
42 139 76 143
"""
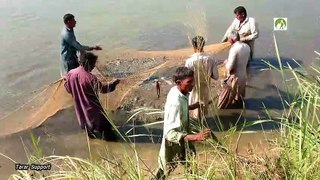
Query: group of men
59 6 258 179
155 7 257 179
61 13 120 140
185 6 257 120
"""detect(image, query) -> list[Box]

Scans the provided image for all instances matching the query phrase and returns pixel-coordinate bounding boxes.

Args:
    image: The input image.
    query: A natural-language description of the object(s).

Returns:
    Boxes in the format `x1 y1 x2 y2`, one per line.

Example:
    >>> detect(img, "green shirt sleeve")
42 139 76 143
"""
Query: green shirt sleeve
166 129 187 145
62 30 92 51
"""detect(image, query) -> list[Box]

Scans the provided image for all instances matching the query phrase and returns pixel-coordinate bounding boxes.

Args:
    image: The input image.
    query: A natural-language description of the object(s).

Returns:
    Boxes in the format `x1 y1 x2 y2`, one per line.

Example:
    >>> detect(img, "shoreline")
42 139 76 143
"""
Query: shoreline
0 105 279 179
0 42 285 178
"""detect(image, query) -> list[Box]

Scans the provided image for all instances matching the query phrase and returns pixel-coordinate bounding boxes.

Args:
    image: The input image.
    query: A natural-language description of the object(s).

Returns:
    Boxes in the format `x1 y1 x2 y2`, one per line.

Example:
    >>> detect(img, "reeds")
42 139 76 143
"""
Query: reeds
4 35 320 179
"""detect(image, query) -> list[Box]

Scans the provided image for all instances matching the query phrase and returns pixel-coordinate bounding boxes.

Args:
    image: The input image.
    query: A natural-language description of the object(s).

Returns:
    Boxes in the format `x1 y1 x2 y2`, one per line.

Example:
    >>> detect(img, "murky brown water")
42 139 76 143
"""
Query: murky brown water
1 0 320 178
1 0 320 115
0 107 278 178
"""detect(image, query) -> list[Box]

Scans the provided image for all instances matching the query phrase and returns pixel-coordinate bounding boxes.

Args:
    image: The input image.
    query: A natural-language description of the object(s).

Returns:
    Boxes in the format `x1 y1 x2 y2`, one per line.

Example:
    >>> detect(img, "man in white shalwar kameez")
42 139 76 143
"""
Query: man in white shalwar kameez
153 67 211 180
185 36 219 120
221 6 259 60
225 31 250 103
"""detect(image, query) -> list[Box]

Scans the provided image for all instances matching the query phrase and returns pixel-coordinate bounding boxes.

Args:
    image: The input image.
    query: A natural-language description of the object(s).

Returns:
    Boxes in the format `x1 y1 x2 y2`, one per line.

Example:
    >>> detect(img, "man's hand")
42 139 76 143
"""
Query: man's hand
227 37 234 44
221 37 227 43
189 102 206 110
223 59 228 65
195 129 211 141
189 102 199 110
240 37 248 42
61 75 67 81
184 129 211 142
189 102 205 110
94 45 102 50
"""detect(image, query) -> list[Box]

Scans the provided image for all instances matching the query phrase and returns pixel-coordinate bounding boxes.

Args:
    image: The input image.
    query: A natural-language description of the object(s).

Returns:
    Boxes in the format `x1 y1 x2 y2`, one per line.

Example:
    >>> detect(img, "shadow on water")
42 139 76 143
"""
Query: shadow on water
7 107 163 145
3 56 301 147
208 56 302 132
245 56 300 109
119 121 163 143
248 56 302 74
116 56 302 138
245 84 294 111
207 114 281 132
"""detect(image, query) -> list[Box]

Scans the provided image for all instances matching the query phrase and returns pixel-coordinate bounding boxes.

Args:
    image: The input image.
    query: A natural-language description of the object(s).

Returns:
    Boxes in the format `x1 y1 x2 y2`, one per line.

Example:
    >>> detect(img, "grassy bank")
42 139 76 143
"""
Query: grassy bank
5 38 320 179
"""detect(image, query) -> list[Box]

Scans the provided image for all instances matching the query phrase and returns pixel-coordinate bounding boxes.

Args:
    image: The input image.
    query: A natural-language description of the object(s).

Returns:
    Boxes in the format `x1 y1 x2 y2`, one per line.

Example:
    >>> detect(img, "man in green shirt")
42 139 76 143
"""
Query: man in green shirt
60 13 102 77
153 67 211 179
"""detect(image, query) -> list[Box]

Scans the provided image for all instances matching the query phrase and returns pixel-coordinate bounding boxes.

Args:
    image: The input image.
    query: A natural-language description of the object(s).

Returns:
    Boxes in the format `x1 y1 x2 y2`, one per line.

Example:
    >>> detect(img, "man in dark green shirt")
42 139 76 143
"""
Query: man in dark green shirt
60 13 102 77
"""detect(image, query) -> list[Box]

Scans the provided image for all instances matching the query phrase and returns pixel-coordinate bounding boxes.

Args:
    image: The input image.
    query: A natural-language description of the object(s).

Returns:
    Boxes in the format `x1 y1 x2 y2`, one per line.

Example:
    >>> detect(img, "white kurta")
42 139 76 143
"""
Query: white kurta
158 86 191 171
222 17 259 58
185 53 218 119
225 41 250 99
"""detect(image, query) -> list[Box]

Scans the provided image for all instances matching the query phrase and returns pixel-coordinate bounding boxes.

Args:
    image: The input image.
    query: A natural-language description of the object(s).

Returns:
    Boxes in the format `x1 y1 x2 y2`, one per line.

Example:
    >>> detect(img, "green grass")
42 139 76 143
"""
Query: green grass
4 35 320 179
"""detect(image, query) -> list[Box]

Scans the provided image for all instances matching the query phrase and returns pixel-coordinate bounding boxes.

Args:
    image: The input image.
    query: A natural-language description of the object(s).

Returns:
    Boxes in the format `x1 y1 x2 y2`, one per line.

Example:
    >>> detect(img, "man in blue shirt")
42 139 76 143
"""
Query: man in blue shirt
60 13 102 77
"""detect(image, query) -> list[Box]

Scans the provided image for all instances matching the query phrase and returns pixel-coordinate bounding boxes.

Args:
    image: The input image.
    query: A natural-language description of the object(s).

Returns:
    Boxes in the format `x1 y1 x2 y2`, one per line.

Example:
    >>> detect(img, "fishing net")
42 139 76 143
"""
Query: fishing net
0 42 230 137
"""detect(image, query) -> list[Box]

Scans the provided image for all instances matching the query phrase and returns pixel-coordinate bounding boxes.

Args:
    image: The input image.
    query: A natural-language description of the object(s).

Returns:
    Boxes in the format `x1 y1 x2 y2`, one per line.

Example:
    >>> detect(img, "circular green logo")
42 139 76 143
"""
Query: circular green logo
275 18 287 29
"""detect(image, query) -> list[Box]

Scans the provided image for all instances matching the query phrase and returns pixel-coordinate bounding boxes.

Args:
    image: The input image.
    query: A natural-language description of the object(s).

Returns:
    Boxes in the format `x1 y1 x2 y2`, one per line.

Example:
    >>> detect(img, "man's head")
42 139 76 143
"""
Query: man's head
173 67 194 95
80 52 98 71
234 6 247 23
228 31 240 44
63 13 76 29
192 36 205 53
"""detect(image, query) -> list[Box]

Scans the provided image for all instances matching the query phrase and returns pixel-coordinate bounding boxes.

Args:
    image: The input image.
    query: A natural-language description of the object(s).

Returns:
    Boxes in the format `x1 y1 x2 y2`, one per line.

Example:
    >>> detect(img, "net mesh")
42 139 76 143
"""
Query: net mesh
0 42 230 137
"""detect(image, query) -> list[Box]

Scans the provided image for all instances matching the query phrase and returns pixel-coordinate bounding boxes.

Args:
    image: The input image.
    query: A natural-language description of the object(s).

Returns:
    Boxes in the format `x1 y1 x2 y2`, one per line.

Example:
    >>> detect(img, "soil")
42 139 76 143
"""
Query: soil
96 50 228 125
0 43 282 179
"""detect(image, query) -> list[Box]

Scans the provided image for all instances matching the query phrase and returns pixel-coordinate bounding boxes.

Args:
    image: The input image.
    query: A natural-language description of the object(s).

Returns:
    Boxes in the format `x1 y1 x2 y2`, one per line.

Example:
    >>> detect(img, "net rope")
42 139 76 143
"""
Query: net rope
0 42 230 137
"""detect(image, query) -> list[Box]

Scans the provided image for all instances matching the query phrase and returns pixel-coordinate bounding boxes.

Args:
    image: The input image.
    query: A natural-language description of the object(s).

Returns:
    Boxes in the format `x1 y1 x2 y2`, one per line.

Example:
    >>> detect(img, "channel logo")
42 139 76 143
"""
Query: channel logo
274 18 287 31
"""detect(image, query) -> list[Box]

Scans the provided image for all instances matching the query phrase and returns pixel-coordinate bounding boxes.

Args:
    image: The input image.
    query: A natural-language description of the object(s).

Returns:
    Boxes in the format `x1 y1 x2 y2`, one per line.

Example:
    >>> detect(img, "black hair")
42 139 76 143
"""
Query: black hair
191 36 205 51
80 52 98 69
234 6 247 17
63 13 75 24
172 67 194 83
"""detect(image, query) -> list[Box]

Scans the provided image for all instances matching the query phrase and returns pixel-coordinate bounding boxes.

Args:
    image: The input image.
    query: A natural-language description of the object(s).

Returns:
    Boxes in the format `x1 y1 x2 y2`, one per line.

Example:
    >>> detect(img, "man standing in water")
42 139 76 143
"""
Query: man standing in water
60 13 102 77
64 52 120 141
224 31 250 104
185 36 219 120
153 67 211 179
221 6 258 60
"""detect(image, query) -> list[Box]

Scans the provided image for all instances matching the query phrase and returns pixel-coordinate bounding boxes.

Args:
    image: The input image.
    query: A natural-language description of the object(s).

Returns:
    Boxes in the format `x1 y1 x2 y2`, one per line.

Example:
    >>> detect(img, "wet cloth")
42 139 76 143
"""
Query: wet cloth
222 17 259 59
217 74 238 109
225 41 250 100
60 27 92 76
158 86 195 173
64 66 117 133
185 53 218 119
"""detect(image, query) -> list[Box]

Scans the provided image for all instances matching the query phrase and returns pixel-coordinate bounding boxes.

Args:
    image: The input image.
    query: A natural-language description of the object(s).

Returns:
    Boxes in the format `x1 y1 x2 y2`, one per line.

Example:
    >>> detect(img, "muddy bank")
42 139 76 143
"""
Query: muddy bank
0 42 285 178
0 51 280 179
0 105 278 179
0 42 231 137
